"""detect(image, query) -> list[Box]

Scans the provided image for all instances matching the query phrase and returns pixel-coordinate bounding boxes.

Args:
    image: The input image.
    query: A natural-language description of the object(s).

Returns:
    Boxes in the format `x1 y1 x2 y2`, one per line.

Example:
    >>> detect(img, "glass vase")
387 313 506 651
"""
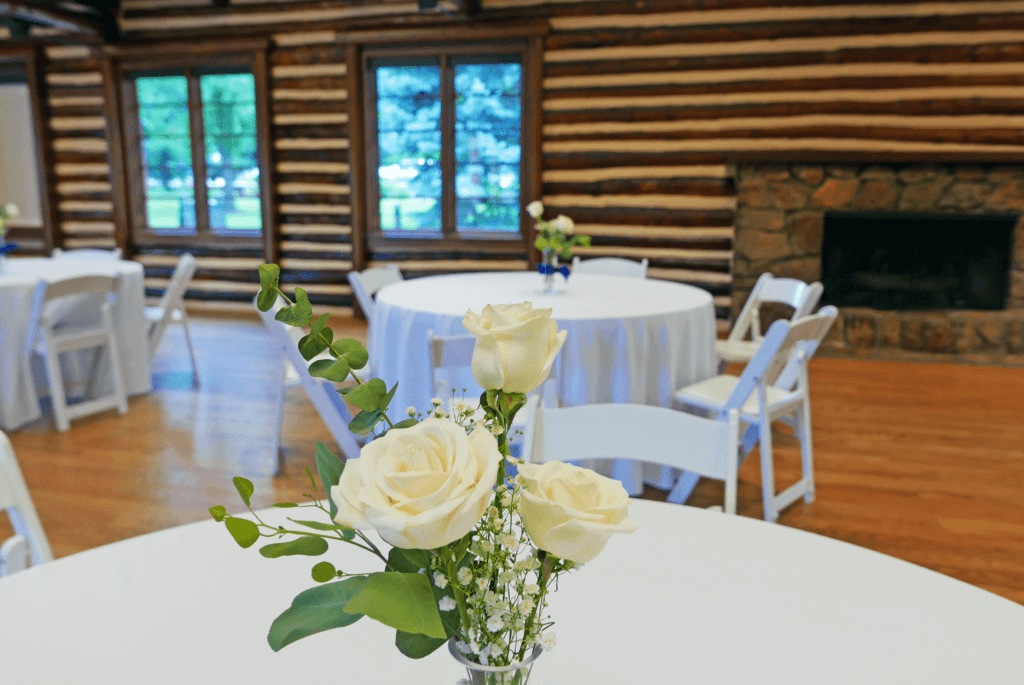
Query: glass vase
540 248 559 294
448 639 543 685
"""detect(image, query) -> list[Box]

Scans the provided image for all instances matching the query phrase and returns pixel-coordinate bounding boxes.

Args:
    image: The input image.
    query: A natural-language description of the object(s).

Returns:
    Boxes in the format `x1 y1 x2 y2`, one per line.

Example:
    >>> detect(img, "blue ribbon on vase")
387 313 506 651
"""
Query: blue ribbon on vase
537 263 570 278
0 242 18 255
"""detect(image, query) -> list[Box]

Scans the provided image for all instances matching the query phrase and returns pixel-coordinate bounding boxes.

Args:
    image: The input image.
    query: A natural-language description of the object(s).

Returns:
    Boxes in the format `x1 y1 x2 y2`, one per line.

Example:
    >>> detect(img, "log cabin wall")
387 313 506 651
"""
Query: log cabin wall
3 0 1024 324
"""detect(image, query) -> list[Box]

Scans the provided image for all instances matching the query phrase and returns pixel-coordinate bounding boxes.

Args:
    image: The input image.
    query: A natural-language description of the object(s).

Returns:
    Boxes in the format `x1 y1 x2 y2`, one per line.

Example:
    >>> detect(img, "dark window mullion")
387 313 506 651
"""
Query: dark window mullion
187 67 211 234
440 54 456 237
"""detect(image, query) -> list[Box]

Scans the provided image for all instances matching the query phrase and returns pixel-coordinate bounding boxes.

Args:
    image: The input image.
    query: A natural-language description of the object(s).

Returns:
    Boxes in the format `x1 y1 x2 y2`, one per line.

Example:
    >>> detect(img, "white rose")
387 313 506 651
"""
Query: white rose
517 461 638 563
551 214 574 234
462 303 567 394
2 203 18 219
331 419 501 549
525 200 544 219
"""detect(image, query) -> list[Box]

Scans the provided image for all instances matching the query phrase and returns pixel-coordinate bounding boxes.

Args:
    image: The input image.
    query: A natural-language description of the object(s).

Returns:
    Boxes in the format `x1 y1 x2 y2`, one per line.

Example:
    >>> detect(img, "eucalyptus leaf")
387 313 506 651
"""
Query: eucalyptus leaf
392 418 418 429
343 572 446 639
387 547 432 574
311 561 337 583
209 505 227 521
380 381 399 411
308 357 350 382
272 502 299 508
225 517 260 548
396 631 446 659
256 265 280 312
349 409 383 435
346 379 388 412
331 339 369 370
267 577 367 651
233 476 254 507
289 519 346 532
298 333 330 361
259 536 329 558
275 287 314 327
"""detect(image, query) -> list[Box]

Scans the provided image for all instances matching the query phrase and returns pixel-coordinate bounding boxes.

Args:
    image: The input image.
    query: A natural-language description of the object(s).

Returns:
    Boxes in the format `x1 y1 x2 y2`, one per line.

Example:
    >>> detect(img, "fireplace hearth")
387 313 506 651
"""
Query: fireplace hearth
821 211 1015 311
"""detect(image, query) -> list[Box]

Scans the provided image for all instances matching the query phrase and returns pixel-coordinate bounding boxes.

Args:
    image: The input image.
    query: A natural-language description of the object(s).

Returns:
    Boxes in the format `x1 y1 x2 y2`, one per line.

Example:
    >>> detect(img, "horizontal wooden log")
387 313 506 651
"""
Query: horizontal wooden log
63 237 117 249
138 254 264 269
275 138 349 150
277 161 350 174
543 136 1024 155
542 165 729 182
122 0 210 8
147 278 260 294
56 181 113 194
273 112 349 126
273 30 337 47
50 116 106 131
61 220 116 234
543 86 1024 112
577 224 733 241
277 182 350 195
279 223 351 236
272 88 347 101
49 95 105 108
543 60 1024 91
543 178 733 197
58 200 113 212
45 46 93 60
544 30 1024 64
279 257 353 271
280 240 353 253
645 266 731 285
367 259 529 271
278 203 351 215
272 63 347 78
274 124 350 142
56 162 111 177
121 2 416 31
52 138 108 153
545 205 734 227
546 2 1024 31
574 244 731 263
46 72 102 87
542 193 736 211
544 152 728 170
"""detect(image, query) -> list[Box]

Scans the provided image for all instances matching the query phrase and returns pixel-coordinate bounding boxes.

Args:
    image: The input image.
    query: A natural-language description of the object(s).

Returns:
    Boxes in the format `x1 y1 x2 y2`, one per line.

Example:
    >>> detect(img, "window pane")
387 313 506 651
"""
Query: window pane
135 75 195 233
201 73 262 232
454 62 521 233
375 64 442 232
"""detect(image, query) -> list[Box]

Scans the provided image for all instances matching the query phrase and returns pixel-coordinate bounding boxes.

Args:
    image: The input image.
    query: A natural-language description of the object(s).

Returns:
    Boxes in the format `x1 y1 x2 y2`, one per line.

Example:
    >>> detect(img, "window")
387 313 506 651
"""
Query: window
0 64 45 230
123 62 266 242
364 44 529 242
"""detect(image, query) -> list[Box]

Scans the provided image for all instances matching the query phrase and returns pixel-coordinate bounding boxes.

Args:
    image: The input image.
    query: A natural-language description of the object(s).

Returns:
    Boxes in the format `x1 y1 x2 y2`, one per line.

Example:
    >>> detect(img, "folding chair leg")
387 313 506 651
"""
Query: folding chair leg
84 346 104 399
180 313 200 389
102 305 129 415
757 393 778 522
799 399 815 504
43 344 70 432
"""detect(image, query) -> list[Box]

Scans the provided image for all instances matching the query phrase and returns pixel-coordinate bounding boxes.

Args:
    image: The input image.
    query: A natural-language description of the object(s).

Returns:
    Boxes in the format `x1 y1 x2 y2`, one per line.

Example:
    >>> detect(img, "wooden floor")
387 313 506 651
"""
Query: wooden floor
3 316 1023 605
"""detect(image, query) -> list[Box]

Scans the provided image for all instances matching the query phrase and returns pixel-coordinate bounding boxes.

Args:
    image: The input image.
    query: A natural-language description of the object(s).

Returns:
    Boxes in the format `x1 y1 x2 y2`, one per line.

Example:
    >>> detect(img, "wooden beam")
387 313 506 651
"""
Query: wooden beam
0 0 107 41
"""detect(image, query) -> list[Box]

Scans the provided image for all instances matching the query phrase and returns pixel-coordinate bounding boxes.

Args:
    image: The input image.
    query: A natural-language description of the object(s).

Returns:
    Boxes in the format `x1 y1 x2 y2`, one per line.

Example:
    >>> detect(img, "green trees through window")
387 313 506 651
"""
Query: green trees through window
371 52 522 237
133 70 262 236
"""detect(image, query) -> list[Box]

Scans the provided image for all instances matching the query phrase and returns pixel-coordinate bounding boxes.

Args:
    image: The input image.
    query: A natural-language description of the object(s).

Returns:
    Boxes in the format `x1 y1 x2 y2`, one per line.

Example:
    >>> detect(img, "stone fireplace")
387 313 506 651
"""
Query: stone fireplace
733 163 1024 364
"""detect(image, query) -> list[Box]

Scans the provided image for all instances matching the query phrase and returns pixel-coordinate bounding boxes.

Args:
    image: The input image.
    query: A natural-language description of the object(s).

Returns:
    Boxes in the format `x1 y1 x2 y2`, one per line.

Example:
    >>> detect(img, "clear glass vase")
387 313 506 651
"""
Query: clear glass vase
448 639 543 685
540 248 559 294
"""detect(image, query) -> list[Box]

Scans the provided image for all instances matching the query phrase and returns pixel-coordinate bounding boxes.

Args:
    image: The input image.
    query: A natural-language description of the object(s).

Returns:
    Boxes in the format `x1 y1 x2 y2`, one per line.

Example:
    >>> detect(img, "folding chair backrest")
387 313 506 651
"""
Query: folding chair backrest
427 330 476 397
719 309 837 417
150 254 198 352
773 305 839 391
570 256 649 279
0 431 53 572
728 273 823 343
348 265 403 322
254 295 362 459
52 247 123 261
521 400 741 511
43 274 119 303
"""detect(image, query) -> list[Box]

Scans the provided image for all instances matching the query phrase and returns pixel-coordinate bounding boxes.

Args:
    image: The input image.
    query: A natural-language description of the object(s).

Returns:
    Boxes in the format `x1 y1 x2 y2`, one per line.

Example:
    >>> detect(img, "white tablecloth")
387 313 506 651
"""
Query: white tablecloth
0 257 151 430
1 500 1021 684
370 272 717 493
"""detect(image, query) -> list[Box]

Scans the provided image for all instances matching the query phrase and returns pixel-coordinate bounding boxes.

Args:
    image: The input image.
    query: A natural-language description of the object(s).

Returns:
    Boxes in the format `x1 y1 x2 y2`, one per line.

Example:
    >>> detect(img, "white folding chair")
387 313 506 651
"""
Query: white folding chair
0 431 53 576
347 265 403 323
717 273 823 366
521 388 742 514
674 307 838 522
52 247 123 260
571 256 649 279
255 295 367 474
145 253 199 387
30 275 129 431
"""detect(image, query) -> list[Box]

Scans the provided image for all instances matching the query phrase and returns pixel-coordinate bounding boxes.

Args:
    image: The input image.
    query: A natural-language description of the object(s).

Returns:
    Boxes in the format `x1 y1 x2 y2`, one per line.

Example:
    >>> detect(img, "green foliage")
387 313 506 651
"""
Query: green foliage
225 517 260 548
267 577 367 651
331 339 369 371
209 505 227 521
233 476 254 507
272 502 299 508
298 314 332 361
349 410 383 435
308 357 350 383
344 572 447 639
311 561 337 583
256 264 280 311
290 519 349 533
314 442 345 519
346 378 388 412
259 536 329 558
275 287 313 327
392 418 418 430
395 631 447 659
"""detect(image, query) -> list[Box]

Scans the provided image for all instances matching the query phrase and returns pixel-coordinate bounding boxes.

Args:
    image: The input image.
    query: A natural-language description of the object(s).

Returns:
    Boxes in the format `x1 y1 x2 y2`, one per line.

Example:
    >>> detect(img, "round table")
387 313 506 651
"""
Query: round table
1 500 1021 684
0 257 151 430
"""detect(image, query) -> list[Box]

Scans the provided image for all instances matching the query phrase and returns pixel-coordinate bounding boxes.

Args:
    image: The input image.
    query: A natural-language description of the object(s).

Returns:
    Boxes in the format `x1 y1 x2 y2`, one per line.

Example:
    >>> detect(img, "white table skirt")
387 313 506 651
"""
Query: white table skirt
370 272 718 493
1 500 1021 684
0 257 151 430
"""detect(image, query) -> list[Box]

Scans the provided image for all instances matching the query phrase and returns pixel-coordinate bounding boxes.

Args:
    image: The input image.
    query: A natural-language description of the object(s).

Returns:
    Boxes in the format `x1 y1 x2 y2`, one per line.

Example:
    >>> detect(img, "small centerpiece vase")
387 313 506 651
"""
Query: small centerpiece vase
540 248 559 294
449 639 543 685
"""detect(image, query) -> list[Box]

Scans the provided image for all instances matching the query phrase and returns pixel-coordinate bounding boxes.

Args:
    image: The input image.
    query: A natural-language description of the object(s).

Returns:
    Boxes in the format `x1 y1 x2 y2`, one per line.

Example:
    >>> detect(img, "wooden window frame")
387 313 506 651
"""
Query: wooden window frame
360 40 540 255
0 46 57 255
114 47 275 257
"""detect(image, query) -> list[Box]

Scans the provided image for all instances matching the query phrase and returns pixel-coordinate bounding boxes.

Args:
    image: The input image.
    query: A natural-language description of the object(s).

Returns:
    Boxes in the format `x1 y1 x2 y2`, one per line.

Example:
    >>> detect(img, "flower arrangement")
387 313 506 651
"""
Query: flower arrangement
527 200 590 262
0 202 18 240
211 265 637 683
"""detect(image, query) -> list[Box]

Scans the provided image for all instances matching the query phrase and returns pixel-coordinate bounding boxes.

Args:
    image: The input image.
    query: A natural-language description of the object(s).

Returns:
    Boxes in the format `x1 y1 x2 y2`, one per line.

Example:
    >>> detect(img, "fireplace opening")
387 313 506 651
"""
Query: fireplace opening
821 211 1016 311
